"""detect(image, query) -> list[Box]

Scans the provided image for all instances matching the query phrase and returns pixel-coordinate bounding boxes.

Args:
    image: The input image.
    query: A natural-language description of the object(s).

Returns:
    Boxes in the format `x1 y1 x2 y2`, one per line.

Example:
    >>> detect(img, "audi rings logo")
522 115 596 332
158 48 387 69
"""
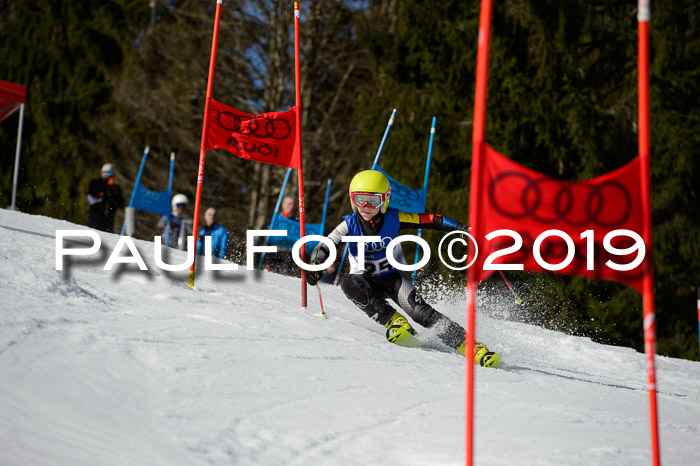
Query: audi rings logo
365 236 393 252
391 184 421 206
216 111 292 140
488 172 632 227
392 185 420 204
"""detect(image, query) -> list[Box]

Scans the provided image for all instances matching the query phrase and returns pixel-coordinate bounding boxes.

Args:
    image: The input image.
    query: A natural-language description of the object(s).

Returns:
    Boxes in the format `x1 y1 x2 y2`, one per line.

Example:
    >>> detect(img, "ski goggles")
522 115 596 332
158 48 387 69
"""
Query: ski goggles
350 191 389 209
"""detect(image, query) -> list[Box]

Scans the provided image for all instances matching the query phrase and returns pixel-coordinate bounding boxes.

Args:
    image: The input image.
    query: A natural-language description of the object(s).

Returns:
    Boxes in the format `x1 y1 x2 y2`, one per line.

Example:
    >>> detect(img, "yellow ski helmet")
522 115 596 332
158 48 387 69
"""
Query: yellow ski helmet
348 170 392 214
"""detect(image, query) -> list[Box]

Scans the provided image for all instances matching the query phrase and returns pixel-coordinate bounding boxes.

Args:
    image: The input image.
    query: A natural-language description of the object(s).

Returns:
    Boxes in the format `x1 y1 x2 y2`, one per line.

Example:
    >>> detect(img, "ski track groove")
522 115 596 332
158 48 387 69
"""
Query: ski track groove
2 210 700 466
285 398 447 466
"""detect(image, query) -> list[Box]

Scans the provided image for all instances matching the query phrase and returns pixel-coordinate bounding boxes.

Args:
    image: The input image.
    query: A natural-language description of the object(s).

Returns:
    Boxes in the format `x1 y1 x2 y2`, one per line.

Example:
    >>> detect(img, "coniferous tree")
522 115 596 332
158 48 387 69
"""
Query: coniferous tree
1 0 697 358
355 0 700 359
0 0 142 221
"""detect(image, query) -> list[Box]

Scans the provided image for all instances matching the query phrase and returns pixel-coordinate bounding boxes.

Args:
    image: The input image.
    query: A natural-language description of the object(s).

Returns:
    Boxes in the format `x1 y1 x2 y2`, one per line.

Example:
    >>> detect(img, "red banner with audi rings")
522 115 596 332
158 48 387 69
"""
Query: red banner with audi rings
205 99 301 169
473 145 645 292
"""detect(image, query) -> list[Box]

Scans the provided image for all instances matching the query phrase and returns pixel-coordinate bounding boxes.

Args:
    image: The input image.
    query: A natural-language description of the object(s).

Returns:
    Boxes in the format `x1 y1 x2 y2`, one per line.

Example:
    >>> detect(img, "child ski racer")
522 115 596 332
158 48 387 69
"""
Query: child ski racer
306 170 499 367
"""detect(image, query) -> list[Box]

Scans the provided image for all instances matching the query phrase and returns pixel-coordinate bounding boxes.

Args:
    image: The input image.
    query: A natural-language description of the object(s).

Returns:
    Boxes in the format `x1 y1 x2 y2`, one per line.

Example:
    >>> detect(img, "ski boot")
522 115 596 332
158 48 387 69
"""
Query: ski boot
384 311 420 347
458 341 500 367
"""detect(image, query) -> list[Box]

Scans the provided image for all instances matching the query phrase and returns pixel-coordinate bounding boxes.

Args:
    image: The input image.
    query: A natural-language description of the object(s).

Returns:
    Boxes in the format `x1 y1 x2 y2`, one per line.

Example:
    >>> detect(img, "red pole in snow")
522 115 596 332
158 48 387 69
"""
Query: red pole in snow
189 0 223 287
697 279 700 360
466 0 493 465
637 1 661 465
294 2 308 308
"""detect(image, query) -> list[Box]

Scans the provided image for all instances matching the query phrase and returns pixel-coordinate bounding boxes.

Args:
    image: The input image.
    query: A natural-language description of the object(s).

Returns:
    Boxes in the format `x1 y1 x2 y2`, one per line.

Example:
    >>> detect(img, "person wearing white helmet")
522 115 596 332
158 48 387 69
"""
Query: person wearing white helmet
157 193 193 250
306 170 499 367
87 163 124 232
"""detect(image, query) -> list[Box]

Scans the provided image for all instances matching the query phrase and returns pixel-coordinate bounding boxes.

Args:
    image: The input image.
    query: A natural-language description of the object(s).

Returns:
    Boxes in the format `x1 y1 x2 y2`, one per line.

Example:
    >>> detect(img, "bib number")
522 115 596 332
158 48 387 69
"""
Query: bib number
364 258 392 275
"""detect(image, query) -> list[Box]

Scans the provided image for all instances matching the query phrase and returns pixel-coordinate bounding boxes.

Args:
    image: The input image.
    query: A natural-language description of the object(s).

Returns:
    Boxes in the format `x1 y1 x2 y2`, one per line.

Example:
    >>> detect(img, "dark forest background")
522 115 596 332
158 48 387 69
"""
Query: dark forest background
1 0 698 360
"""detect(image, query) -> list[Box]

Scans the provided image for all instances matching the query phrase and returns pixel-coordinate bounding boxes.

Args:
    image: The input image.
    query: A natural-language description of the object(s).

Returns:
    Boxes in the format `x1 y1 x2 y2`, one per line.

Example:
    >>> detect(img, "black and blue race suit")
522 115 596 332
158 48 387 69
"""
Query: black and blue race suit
311 208 466 349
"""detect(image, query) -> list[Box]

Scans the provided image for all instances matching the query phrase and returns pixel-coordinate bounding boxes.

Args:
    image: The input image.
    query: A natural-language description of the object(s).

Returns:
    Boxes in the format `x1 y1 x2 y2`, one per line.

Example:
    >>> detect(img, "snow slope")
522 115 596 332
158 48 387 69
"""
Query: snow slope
1 209 698 466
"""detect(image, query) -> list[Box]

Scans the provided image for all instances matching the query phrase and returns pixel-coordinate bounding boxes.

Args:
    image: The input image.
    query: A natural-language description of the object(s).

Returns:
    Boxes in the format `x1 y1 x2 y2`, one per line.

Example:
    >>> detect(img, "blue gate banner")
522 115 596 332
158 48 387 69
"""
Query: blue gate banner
376 166 427 213
131 182 171 216
267 213 325 253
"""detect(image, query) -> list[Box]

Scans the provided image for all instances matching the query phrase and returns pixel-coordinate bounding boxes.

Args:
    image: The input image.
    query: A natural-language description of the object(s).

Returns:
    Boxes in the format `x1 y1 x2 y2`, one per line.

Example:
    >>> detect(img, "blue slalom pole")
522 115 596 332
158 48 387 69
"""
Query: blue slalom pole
121 146 150 236
413 117 436 284
167 152 175 196
334 242 351 285
321 178 332 233
335 109 397 284
305 178 333 264
164 151 175 248
258 167 293 270
371 108 396 169
423 118 436 195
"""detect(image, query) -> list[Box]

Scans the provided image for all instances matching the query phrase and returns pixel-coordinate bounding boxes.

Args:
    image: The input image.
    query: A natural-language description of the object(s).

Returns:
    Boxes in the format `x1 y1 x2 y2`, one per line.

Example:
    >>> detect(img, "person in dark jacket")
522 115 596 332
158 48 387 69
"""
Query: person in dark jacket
196 207 229 259
87 163 124 233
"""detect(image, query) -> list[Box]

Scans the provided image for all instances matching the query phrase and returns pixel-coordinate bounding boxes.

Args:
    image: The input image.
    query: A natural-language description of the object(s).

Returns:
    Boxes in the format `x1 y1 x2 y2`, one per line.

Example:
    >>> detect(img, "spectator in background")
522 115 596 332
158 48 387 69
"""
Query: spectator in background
158 193 193 250
264 195 298 275
196 207 229 259
280 196 296 219
87 163 124 233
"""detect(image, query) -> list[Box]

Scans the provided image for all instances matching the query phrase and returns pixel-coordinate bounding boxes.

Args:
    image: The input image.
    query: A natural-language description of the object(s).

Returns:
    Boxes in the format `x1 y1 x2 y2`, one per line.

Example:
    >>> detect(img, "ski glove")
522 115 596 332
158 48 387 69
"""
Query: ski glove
305 260 324 286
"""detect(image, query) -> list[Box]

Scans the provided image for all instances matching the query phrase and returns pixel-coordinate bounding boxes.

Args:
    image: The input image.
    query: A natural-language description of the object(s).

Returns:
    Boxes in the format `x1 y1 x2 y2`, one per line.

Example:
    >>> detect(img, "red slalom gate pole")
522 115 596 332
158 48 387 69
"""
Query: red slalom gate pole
294 2 307 308
466 1 493 465
189 0 223 287
464 281 478 466
637 2 661 465
697 279 700 360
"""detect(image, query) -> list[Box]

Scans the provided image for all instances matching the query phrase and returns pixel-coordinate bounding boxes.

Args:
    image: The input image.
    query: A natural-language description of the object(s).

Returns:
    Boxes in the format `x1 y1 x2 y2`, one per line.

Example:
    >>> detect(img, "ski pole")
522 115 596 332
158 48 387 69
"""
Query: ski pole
316 284 327 318
499 270 522 304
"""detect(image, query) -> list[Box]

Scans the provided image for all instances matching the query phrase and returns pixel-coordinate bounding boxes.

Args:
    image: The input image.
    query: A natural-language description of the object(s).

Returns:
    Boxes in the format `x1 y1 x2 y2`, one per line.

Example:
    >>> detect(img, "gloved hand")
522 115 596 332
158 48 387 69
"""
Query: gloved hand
305 260 324 286
87 194 104 206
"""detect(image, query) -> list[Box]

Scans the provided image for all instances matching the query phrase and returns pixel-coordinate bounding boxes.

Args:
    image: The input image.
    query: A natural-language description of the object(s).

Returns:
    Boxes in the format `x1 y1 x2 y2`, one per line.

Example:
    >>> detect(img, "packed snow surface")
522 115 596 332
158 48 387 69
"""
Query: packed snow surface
1 210 698 465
